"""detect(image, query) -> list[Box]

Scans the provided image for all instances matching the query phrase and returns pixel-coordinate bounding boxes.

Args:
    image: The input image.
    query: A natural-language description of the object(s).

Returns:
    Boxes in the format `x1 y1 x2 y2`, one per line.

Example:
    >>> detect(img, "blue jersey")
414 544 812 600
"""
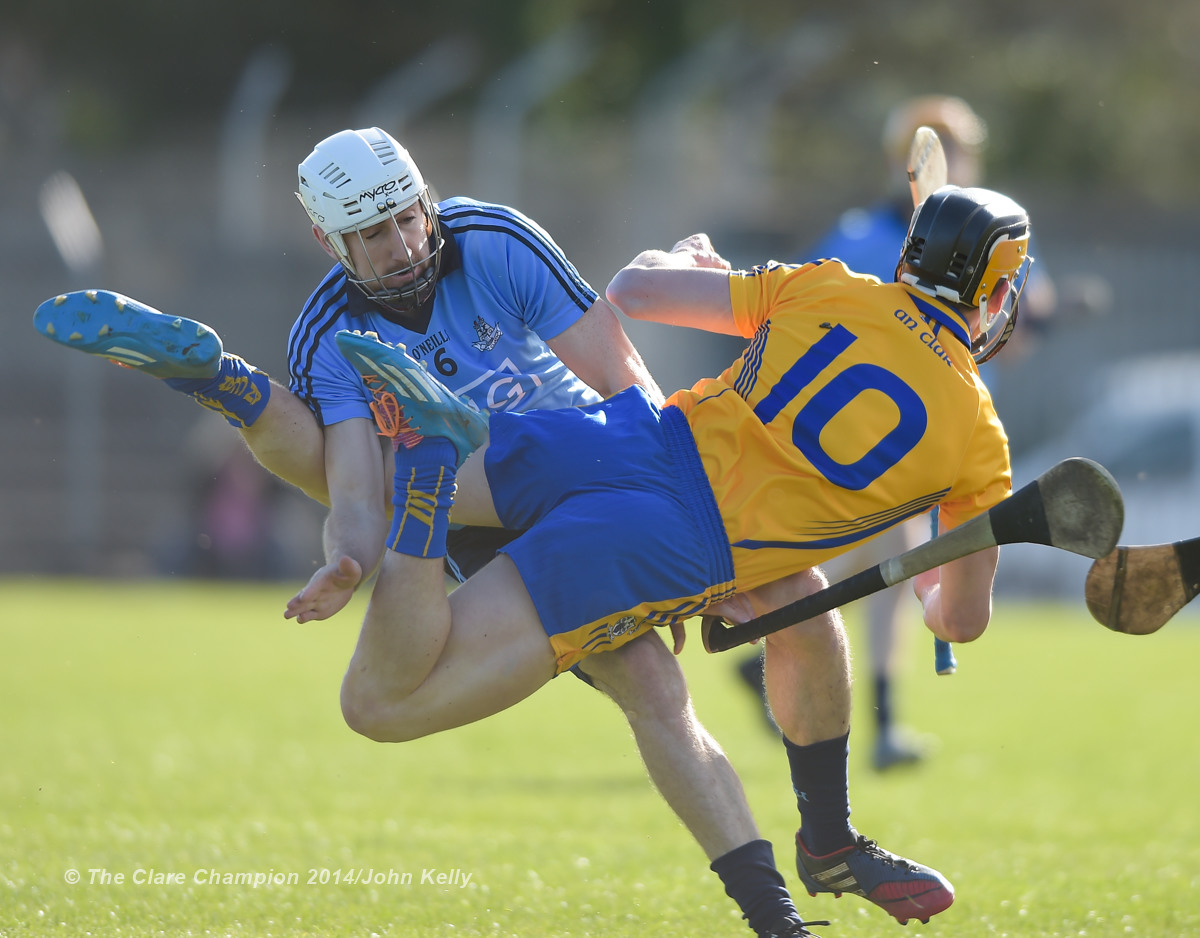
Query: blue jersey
806 202 911 280
287 197 603 426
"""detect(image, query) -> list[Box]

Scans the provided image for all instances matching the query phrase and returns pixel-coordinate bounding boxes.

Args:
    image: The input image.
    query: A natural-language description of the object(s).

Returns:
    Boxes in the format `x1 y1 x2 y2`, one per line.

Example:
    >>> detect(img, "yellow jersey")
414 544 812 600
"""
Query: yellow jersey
666 260 1011 591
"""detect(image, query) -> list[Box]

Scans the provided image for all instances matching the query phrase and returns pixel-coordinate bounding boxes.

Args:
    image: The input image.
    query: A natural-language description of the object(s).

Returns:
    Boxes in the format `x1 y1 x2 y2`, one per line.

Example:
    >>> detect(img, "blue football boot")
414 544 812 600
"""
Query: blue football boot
33 289 222 380
335 329 489 466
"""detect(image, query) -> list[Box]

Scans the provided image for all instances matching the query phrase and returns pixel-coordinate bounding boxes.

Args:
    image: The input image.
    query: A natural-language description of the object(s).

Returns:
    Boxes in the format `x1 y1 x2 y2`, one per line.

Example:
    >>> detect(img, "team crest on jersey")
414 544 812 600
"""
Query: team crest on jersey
608 615 640 642
471 316 502 352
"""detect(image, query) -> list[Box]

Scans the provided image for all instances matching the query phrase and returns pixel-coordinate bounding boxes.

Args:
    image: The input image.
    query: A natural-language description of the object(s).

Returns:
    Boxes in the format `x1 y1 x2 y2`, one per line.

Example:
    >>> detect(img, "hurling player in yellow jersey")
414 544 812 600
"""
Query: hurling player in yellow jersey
288 185 1032 933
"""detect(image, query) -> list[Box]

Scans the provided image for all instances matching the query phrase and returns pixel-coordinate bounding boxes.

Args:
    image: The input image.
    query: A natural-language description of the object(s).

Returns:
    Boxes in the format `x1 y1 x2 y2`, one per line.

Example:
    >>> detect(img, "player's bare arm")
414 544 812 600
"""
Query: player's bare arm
606 233 742 335
912 546 999 643
546 298 664 404
285 418 389 622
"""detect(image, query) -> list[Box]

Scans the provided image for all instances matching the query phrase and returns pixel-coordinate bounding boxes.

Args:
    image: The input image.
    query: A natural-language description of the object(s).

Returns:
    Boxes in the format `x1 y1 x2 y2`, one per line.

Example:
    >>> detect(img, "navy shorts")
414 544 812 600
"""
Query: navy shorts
484 386 736 674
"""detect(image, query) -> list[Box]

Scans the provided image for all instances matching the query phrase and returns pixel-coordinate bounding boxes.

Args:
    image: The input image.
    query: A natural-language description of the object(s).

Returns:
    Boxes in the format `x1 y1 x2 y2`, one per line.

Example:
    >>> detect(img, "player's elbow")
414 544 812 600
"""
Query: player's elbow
937 600 992 643
605 269 652 320
935 551 997 643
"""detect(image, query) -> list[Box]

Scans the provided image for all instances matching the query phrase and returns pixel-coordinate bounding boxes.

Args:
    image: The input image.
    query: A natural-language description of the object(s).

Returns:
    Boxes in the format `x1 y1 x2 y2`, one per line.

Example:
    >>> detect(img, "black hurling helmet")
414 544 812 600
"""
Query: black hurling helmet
896 186 1033 363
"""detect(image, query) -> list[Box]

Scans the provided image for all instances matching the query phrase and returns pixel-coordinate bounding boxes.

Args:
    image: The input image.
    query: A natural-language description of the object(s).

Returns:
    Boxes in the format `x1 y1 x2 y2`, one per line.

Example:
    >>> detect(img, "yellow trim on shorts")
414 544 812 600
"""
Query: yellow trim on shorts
548 583 735 675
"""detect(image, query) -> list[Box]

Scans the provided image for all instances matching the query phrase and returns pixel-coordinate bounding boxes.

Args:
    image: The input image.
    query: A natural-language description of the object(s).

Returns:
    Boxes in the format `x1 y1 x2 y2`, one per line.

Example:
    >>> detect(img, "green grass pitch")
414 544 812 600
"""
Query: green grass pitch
2 577 1198 937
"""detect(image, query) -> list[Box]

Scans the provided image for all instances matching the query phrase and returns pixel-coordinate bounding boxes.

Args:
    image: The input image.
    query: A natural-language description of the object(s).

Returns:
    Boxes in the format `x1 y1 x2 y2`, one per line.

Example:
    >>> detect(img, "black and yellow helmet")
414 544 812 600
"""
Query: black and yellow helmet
897 186 1033 362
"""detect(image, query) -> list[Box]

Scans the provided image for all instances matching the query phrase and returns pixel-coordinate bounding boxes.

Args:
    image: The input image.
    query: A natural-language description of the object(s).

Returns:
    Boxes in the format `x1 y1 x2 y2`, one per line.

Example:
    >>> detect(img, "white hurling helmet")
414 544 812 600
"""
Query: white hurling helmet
296 127 444 313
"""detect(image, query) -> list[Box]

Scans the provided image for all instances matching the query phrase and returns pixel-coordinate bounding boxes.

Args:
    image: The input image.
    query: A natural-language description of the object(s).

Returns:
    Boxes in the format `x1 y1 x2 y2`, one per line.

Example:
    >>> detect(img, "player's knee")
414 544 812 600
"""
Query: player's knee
339 687 389 741
581 634 691 721
339 675 412 743
767 606 848 668
767 615 847 664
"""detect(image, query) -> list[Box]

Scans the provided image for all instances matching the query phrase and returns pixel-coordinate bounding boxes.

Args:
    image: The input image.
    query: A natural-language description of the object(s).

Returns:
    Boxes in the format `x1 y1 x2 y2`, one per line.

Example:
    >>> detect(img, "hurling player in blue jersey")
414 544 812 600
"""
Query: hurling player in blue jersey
286 183 1035 932
34 127 817 938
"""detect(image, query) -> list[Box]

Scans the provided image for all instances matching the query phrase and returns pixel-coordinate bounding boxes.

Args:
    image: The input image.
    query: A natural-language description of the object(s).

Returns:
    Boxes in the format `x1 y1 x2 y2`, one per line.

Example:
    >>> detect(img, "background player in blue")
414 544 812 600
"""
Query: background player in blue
34 127 816 938
735 96 1058 771
806 95 1056 332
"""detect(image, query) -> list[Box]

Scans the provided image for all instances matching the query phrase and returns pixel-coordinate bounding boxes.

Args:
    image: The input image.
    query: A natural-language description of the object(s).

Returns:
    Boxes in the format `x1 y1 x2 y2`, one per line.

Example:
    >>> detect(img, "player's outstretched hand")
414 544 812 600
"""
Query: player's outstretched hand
285 555 363 623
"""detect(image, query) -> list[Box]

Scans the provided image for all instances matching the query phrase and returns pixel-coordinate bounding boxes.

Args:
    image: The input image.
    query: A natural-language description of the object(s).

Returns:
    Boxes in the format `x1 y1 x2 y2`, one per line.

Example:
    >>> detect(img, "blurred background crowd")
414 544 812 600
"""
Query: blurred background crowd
3 0 1199 592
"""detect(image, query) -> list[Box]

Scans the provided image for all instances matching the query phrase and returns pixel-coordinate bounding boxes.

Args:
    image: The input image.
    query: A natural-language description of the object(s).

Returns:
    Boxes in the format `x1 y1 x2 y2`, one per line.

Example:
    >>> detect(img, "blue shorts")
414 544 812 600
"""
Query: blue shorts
484 386 736 674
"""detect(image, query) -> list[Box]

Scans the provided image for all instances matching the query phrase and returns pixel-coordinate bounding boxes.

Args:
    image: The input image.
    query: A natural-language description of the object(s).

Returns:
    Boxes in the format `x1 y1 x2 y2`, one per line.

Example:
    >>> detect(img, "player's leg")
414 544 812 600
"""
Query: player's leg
576 634 816 937
239 387 330 503
578 634 759 859
756 569 954 926
447 535 806 936
343 358 824 935
447 528 758 858
33 289 331 501
346 553 827 936
341 547 557 741
759 570 853 746
337 427 552 739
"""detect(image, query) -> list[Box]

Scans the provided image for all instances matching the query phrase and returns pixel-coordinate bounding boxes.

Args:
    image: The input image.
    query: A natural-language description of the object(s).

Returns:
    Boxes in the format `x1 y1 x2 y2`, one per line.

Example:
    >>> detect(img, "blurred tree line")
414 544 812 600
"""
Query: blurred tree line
3 0 1199 206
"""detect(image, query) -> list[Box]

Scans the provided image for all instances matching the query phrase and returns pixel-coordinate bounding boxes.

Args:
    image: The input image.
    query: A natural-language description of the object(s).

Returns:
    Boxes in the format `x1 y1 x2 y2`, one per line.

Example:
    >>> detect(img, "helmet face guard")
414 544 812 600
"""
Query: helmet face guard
296 128 444 314
970 247 1034 363
896 185 1032 364
331 190 444 314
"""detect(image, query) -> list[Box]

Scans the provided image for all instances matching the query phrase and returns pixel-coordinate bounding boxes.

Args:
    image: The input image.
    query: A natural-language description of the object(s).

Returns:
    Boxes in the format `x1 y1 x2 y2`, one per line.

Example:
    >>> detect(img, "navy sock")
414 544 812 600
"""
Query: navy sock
710 839 801 935
388 438 457 559
784 731 853 856
165 353 271 428
874 674 893 732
